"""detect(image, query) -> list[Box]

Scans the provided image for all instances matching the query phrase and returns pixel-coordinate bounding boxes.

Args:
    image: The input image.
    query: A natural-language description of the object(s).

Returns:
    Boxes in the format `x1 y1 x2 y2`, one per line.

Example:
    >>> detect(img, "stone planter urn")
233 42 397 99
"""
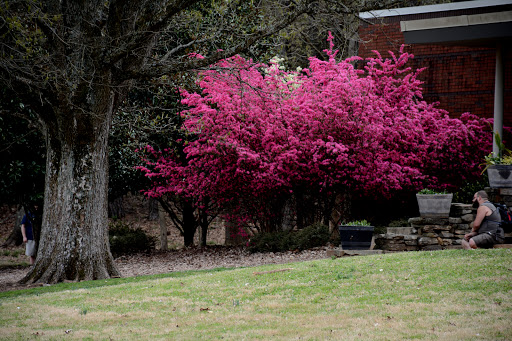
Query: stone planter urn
416 193 453 218
487 165 512 188
338 225 374 250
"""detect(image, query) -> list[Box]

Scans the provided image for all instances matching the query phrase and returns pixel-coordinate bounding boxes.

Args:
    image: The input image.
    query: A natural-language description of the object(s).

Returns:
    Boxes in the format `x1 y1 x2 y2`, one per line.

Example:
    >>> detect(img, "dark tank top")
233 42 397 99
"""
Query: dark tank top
479 201 501 234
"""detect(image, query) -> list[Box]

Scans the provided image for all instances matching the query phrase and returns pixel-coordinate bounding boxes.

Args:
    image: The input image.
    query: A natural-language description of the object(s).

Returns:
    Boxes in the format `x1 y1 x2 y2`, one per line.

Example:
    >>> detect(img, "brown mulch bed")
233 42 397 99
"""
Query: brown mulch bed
0 246 329 293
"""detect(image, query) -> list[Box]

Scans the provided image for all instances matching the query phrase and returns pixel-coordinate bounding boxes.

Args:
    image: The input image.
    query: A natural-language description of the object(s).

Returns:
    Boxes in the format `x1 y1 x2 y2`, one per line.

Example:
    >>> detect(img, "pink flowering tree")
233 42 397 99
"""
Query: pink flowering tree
138 142 222 247
139 36 491 234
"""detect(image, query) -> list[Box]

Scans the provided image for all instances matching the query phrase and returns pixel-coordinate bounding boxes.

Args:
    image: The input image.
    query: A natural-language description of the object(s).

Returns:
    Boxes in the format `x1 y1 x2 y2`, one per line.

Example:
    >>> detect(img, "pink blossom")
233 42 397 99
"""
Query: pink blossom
188 52 205 59
139 42 492 231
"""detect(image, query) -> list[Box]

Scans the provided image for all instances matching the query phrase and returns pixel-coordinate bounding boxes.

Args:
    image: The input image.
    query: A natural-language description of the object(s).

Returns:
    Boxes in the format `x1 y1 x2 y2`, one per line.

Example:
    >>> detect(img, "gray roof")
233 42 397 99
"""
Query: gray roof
360 0 512 46
359 0 512 19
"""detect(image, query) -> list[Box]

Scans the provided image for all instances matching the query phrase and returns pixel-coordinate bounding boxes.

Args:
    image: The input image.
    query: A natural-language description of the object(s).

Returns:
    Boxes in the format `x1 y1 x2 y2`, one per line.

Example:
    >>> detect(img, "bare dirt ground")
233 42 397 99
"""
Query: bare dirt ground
0 197 329 292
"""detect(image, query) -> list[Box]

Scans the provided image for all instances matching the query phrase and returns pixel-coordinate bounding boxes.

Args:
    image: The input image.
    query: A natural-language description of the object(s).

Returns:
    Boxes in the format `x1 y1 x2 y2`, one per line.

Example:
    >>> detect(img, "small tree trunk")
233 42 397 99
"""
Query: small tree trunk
182 202 197 247
328 193 346 242
148 198 159 221
295 189 305 230
198 209 208 248
200 225 207 247
1 207 24 247
158 202 168 251
108 196 125 219
225 220 244 246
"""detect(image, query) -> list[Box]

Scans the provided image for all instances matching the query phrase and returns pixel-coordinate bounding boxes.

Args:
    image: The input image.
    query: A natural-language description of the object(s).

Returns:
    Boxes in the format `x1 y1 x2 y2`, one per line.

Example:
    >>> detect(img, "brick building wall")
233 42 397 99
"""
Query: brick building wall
358 15 512 126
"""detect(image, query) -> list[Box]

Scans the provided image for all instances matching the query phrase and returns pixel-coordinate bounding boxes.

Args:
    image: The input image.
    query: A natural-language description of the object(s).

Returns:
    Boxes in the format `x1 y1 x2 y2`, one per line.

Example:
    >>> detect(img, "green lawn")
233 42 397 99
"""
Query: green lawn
1 249 511 340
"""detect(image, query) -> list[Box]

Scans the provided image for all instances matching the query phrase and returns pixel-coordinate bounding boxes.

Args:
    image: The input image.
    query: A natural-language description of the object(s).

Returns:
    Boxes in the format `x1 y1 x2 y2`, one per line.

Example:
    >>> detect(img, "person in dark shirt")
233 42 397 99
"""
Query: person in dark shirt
462 191 503 249
21 206 38 265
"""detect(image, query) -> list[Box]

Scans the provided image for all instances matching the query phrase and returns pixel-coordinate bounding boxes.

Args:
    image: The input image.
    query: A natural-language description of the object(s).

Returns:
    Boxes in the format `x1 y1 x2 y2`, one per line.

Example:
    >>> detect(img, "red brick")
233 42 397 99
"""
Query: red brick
358 19 512 126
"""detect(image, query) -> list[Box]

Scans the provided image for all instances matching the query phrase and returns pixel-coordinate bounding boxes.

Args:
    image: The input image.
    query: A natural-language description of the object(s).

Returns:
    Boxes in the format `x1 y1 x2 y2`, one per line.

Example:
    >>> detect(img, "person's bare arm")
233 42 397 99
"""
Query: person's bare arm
472 205 491 232
21 224 27 243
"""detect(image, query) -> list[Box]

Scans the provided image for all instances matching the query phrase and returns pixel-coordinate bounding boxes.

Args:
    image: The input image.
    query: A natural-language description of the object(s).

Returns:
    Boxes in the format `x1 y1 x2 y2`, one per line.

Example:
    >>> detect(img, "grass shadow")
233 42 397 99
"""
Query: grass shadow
0 266 237 299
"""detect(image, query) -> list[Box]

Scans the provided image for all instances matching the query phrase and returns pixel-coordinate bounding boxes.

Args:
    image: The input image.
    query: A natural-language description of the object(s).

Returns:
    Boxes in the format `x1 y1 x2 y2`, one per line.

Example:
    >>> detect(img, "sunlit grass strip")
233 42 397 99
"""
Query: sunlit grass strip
0 249 511 340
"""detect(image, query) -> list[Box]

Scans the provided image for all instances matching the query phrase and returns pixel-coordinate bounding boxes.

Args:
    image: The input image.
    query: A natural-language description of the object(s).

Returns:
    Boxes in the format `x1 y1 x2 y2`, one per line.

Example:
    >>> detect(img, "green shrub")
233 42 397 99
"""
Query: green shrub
373 225 387 235
387 218 410 227
453 175 489 203
247 230 294 253
371 217 411 235
2 249 23 257
248 223 330 253
417 188 449 194
109 221 156 257
293 223 330 251
342 219 371 226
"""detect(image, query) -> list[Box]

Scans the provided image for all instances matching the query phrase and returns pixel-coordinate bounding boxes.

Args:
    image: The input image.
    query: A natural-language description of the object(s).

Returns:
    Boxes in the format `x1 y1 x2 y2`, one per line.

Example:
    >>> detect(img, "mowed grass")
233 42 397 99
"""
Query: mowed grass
0 249 511 340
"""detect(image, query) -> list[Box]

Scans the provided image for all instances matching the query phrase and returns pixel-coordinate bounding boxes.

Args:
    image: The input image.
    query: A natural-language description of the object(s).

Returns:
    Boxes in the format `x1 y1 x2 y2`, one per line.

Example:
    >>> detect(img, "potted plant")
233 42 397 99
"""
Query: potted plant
416 188 453 218
482 132 512 188
338 219 374 250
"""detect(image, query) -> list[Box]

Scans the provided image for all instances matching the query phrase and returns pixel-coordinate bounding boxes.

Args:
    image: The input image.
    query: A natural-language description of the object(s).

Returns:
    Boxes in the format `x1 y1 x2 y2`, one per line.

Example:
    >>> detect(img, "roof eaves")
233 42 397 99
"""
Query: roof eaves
359 0 512 19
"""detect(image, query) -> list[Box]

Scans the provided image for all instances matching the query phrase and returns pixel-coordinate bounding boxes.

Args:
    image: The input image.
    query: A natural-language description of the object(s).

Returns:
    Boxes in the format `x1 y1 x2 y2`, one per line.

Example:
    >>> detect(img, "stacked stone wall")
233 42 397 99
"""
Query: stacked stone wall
375 203 474 252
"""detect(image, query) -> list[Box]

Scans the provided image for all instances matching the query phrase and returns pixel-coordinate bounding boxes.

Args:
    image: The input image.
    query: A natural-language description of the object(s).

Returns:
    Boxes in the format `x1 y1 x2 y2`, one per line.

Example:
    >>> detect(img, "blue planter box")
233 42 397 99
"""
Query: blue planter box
338 225 374 250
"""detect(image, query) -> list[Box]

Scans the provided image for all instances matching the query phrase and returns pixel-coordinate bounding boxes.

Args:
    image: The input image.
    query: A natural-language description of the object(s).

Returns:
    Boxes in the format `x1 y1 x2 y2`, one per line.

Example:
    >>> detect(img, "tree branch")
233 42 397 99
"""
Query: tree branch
122 2 312 80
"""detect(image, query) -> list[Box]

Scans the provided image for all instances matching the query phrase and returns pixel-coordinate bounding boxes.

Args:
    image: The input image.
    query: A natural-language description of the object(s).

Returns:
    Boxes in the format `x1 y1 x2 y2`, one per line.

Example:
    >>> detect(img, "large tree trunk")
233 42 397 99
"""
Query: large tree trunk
21 88 120 284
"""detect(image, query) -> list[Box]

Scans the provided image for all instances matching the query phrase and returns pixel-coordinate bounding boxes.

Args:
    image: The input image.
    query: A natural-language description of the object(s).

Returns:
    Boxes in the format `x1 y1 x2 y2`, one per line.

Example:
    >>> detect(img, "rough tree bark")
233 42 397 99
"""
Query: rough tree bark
22 82 120 283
